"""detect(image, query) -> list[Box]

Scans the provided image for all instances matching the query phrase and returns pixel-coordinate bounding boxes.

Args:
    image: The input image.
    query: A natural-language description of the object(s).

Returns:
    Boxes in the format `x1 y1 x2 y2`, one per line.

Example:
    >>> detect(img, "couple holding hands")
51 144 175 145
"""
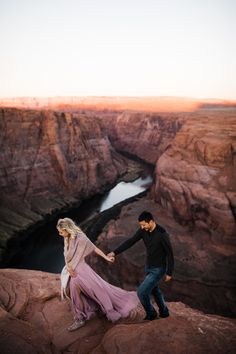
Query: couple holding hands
58 211 174 331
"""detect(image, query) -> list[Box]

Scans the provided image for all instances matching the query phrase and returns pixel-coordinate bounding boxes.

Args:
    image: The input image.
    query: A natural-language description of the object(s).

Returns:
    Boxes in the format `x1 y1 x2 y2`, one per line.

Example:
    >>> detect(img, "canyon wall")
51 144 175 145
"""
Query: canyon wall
2 107 235 244
98 109 236 316
0 105 235 317
155 111 236 239
103 110 236 237
0 108 126 259
100 111 184 164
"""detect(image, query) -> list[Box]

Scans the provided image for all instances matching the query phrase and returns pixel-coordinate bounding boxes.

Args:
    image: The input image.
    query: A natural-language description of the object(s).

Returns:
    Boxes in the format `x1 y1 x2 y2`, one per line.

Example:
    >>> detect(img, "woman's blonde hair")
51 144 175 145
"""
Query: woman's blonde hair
57 218 81 237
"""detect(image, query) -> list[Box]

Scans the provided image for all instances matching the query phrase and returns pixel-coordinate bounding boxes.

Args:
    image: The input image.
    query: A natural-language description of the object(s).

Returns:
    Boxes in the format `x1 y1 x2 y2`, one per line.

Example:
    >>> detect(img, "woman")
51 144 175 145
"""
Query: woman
57 217 140 331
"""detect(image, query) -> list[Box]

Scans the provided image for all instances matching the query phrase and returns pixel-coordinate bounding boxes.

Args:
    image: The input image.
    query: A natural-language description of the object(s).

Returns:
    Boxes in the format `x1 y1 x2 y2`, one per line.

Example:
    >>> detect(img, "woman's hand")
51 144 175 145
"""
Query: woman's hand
106 255 115 263
106 252 115 263
67 265 76 277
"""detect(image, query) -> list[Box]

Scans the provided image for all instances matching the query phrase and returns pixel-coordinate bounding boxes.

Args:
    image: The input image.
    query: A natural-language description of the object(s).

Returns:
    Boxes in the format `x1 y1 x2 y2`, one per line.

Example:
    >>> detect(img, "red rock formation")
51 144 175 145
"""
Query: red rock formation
0 269 235 354
154 110 236 238
102 109 236 236
1 104 235 321
0 108 125 199
100 111 184 164
90 198 236 317
0 108 127 259
92 109 236 317
93 302 236 354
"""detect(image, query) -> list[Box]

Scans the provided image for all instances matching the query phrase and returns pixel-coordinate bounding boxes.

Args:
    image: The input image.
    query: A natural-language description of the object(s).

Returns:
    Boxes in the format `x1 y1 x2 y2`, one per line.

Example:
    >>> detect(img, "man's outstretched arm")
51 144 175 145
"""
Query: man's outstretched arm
108 229 142 257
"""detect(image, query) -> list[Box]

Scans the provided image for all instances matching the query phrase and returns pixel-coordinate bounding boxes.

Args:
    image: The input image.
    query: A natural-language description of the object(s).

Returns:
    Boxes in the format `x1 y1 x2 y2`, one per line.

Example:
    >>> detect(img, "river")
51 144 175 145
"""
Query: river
6 174 152 273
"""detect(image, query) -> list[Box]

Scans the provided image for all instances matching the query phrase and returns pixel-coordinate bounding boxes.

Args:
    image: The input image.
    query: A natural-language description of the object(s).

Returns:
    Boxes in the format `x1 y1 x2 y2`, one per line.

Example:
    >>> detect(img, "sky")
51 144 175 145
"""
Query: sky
0 0 235 99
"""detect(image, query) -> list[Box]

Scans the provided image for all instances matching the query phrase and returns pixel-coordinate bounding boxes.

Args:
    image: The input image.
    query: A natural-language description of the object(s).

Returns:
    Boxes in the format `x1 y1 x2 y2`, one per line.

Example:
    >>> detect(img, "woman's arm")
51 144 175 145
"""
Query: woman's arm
94 247 114 262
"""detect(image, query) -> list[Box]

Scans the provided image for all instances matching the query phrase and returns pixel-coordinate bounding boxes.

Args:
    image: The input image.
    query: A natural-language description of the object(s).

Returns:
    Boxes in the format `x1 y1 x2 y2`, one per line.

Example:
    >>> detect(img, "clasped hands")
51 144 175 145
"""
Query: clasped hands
106 251 115 263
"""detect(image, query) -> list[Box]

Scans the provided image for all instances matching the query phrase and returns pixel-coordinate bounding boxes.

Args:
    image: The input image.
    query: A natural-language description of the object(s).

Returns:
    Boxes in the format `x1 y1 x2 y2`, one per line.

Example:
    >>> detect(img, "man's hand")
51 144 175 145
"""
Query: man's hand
164 275 172 282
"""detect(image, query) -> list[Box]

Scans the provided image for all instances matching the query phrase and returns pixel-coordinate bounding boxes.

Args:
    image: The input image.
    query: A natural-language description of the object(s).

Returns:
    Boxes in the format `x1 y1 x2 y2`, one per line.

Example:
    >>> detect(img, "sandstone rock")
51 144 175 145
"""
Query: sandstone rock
90 197 236 317
1 105 235 330
92 302 236 354
0 269 111 354
154 111 236 237
0 269 235 354
101 111 184 164
101 109 236 238
0 108 127 260
0 109 126 199
93 108 236 317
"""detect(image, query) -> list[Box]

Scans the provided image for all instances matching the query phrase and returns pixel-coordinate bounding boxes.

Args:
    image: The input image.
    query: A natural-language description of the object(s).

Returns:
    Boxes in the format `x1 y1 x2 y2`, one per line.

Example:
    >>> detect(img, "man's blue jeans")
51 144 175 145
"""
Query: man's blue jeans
137 266 169 318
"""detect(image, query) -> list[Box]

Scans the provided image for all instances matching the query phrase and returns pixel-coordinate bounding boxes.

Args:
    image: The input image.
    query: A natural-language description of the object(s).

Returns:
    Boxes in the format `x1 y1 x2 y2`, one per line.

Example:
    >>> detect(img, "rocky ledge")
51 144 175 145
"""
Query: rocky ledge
91 197 236 317
0 269 235 354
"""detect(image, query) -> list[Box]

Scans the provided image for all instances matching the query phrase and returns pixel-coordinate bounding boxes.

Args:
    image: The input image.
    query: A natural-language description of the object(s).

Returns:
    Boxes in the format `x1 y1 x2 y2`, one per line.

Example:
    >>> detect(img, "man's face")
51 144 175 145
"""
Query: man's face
139 220 153 231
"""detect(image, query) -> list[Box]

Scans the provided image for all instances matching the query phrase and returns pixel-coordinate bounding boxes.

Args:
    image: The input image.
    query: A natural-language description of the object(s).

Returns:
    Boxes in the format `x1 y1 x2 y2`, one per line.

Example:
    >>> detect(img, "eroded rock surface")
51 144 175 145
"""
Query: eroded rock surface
102 109 236 237
0 108 127 259
91 197 236 317
0 269 236 354
154 110 236 237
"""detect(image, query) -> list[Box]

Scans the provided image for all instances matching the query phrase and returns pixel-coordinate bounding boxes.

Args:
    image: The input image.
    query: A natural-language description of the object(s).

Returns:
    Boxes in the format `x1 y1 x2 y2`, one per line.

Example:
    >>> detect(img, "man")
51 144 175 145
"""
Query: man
108 211 174 321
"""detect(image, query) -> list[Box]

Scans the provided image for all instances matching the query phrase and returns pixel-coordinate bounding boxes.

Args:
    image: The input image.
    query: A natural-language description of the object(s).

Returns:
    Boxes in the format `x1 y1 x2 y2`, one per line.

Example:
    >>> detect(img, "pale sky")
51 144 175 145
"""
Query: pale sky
0 0 235 99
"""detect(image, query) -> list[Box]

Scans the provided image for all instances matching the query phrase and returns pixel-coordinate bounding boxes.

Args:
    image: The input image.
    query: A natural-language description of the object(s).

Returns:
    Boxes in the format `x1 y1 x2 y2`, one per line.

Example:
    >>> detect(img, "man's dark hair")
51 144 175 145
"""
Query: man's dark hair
138 211 154 222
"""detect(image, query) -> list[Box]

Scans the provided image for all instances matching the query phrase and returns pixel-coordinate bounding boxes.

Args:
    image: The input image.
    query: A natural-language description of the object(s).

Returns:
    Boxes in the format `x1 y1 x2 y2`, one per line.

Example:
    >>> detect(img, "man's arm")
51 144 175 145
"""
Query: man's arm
160 232 174 277
112 229 142 256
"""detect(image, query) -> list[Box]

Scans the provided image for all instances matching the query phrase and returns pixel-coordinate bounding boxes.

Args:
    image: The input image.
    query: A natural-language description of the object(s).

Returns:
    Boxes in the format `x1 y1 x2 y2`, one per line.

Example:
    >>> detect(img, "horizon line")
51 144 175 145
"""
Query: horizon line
0 95 236 102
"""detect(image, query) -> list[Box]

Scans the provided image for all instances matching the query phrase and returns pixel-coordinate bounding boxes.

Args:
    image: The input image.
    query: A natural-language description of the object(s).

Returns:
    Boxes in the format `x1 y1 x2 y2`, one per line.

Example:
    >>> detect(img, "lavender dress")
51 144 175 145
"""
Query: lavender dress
63 231 139 323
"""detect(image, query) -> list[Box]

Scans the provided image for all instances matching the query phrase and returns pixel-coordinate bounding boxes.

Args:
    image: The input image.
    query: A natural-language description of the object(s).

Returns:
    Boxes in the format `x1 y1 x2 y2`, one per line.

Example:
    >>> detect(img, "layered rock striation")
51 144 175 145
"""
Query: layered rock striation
100 111 184 164
0 108 126 259
102 110 236 237
1 105 235 319
155 110 236 238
